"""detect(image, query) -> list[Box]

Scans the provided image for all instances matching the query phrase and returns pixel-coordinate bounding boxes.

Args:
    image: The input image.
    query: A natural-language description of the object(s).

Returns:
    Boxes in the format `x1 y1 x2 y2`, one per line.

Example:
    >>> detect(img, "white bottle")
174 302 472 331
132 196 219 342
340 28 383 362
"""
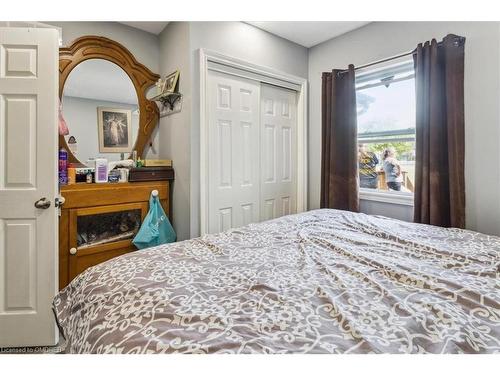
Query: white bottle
95 158 108 183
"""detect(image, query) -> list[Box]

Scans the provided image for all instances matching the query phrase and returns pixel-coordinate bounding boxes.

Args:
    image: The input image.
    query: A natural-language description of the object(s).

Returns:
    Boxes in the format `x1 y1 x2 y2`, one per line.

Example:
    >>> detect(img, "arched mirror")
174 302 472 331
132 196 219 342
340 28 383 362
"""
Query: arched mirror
59 36 160 165
62 59 139 163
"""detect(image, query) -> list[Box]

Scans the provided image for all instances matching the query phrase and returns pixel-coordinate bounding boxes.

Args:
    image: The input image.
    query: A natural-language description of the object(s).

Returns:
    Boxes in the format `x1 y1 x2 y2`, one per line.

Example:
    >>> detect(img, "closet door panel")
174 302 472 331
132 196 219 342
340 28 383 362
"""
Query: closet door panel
260 84 297 221
207 71 260 233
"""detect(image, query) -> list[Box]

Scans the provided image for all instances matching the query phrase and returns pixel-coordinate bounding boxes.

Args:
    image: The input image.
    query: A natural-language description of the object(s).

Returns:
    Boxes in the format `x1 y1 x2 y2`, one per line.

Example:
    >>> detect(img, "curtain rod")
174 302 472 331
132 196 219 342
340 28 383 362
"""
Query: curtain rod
338 50 415 75
338 36 464 75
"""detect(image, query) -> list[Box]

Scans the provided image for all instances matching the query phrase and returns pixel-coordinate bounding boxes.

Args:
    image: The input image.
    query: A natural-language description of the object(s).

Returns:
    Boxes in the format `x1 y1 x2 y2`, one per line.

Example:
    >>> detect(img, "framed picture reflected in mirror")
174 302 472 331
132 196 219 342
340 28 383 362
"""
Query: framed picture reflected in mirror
97 107 133 153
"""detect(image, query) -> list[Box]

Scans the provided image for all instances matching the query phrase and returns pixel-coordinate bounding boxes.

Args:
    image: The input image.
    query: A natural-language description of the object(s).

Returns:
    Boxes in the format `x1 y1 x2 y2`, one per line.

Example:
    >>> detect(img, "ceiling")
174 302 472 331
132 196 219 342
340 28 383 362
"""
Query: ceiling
119 21 369 47
63 59 138 105
247 21 370 48
120 21 169 35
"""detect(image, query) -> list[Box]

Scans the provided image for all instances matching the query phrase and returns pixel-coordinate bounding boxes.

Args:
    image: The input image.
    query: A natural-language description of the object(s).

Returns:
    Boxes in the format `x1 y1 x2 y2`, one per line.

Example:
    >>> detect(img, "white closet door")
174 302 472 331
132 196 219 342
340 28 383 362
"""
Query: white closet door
260 84 297 221
207 70 261 233
0 28 59 347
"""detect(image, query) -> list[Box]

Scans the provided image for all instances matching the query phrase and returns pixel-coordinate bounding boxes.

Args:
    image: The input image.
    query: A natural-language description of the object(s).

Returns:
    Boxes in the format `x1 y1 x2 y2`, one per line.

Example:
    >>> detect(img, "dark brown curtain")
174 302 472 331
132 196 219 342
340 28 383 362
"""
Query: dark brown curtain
413 34 466 228
321 65 359 211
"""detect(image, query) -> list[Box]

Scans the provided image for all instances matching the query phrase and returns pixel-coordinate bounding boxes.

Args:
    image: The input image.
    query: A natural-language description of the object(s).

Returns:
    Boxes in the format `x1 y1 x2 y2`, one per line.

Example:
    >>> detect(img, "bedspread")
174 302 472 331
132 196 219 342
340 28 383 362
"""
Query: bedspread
53 209 500 353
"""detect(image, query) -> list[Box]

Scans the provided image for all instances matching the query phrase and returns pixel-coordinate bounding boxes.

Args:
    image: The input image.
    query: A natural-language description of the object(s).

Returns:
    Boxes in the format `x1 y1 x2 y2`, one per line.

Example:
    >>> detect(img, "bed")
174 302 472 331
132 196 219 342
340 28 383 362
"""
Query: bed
53 209 500 353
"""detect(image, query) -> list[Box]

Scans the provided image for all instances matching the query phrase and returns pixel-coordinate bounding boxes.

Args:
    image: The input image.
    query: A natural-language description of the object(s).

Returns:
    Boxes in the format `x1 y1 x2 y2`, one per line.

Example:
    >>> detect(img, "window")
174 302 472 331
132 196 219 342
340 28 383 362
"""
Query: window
356 61 415 203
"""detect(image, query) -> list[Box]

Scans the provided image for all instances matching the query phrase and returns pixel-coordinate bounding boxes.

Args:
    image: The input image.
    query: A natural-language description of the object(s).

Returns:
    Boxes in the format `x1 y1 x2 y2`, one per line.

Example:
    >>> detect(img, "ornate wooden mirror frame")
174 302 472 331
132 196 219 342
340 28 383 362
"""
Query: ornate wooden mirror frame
59 35 160 164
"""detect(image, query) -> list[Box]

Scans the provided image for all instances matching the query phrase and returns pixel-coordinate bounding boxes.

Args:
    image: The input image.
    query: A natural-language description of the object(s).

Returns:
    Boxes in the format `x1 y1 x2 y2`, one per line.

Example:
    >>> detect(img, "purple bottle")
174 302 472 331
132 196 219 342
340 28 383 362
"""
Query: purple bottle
59 148 68 185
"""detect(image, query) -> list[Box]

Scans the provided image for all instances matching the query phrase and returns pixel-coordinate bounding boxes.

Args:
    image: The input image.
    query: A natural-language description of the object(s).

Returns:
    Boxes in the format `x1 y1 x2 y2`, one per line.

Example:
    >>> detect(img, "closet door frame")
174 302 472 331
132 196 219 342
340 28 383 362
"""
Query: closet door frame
199 49 308 235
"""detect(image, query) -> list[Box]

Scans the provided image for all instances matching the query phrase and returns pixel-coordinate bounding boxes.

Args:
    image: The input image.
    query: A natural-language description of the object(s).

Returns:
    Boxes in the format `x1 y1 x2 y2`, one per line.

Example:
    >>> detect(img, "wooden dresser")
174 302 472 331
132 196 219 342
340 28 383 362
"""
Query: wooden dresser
59 179 173 290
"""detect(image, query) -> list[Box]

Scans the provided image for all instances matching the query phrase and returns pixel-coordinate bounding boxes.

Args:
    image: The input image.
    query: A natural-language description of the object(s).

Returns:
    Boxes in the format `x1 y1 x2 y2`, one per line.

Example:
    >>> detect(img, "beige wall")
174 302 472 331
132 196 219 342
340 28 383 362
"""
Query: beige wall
308 22 500 235
158 22 192 241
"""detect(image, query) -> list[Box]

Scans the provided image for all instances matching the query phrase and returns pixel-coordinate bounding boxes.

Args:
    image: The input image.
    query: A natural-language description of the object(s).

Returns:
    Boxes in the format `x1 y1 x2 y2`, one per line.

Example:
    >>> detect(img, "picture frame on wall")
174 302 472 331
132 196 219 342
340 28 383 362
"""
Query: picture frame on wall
97 107 133 153
163 70 180 93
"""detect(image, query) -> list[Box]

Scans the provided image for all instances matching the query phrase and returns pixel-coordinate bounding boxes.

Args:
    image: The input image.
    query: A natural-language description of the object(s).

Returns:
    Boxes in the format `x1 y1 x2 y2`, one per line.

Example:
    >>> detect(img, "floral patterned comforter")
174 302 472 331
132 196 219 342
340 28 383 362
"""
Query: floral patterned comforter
53 209 500 353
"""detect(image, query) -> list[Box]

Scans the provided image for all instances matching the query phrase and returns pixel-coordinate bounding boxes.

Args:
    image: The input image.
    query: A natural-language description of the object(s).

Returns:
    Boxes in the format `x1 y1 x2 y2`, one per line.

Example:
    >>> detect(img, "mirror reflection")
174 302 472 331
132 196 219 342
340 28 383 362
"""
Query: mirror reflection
62 59 139 164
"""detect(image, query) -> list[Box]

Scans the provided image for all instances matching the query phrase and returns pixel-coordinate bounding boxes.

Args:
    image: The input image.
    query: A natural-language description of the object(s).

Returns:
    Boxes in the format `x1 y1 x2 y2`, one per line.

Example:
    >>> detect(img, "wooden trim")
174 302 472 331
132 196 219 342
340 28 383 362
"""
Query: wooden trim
198 49 308 235
58 210 69 290
59 35 160 164
61 180 169 191
76 240 136 258
71 201 148 217
68 208 78 278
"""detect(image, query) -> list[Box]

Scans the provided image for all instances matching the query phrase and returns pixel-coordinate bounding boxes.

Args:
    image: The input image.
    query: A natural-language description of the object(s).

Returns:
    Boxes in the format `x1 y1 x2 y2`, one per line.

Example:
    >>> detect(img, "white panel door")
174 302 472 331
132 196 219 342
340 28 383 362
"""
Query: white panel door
260 84 297 221
0 28 58 347
207 70 260 233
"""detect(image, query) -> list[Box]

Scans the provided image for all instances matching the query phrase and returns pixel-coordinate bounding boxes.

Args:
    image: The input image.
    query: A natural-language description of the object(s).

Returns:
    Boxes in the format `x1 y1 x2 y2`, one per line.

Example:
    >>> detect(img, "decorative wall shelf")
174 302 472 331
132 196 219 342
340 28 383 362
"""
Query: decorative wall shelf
148 92 183 117
149 92 182 109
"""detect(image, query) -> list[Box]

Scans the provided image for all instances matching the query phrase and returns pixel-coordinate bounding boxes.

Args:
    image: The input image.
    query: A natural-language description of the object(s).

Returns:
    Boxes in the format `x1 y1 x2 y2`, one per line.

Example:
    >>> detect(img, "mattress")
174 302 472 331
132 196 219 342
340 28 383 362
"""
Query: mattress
53 209 500 353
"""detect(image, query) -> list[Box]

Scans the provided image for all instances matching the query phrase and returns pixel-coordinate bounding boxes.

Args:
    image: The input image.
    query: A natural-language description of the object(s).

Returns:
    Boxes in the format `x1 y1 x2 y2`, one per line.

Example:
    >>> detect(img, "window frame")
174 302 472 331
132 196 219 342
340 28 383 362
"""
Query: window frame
356 61 415 206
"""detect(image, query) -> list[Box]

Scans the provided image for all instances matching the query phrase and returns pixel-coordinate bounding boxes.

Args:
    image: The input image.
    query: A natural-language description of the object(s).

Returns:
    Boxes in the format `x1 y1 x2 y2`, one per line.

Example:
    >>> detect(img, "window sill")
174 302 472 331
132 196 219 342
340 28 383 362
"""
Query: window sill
359 188 414 206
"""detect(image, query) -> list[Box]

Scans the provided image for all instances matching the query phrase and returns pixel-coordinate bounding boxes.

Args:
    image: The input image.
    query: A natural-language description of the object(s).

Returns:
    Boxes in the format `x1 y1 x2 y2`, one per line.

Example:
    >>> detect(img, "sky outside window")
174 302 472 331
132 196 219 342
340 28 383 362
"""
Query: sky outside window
357 77 415 134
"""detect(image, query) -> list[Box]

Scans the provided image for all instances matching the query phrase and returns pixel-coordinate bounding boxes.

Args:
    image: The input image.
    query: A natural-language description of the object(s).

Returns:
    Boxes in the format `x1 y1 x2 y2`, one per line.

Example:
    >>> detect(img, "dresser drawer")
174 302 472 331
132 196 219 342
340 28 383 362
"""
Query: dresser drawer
61 181 168 208
128 167 175 182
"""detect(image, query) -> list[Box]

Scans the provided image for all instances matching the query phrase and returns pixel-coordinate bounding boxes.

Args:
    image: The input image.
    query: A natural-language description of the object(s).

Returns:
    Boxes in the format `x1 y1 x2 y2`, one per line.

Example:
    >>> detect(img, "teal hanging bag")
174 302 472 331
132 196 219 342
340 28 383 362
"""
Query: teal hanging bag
133 191 176 249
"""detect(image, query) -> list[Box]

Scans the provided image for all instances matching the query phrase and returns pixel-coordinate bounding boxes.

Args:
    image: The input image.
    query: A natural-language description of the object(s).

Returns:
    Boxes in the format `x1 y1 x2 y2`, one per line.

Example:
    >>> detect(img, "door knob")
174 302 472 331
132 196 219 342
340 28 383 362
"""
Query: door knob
55 196 65 208
34 197 51 209
69 247 77 255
